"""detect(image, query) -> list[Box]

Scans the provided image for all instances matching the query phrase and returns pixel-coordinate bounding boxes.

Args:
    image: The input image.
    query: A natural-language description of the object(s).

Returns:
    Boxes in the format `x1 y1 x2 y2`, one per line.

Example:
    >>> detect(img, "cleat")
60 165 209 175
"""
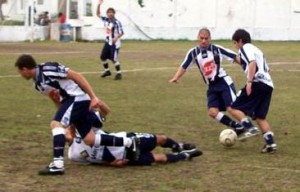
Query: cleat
38 162 65 176
180 149 203 160
114 73 122 80
261 144 277 154
130 137 141 161
172 143 196 153
101 71 111 78
238 127 260 141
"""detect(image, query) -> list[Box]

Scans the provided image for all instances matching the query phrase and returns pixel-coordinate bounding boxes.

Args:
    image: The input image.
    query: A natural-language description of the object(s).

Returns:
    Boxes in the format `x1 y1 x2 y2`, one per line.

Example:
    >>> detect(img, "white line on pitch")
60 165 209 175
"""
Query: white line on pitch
250 165 300 173
1 67 300 79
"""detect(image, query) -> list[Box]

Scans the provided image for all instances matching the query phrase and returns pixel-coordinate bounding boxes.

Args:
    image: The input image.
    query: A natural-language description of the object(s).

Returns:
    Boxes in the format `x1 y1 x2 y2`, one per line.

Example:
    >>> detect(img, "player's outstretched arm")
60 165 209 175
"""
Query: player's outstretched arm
66 69 100 109
96 0 103 17
169 67 186 83
98 98 110 117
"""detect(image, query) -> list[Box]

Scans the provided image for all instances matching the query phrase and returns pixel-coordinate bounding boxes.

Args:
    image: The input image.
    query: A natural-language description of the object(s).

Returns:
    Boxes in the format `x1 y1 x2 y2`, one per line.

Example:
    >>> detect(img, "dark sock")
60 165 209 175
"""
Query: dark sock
161 138 180 151
115 65 121 72
263 132 275 145
103 63 109 70
100 134 124 146
53 134 65 158
166 153 187 163
241 118 255 129
220 115 239 129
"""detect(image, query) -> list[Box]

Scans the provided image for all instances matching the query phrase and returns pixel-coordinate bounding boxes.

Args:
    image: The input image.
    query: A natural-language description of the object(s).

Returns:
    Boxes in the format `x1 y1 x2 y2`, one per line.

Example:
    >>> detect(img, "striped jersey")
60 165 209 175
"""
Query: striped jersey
181 44 237 84
68 129 126 164
100 16 124 48
34 62 88 99
239 43 273 88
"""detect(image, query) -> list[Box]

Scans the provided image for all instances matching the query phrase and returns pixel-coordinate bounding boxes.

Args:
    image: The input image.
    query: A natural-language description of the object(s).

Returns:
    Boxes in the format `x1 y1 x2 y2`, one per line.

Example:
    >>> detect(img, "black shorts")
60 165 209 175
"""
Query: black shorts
54 98 98 139
207 77 237 111
126 133 157 166
100 42 119 62
231 82 273 119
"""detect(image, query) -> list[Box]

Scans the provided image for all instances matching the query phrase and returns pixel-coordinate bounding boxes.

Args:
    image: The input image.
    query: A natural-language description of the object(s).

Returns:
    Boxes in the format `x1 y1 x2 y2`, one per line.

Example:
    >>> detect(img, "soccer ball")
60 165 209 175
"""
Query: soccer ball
219 129 237 147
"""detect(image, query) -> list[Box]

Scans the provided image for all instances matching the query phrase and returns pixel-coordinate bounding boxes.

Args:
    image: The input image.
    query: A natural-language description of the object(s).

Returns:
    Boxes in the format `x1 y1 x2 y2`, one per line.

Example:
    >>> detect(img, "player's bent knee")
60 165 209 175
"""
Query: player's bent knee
50 121 63 129
208 109 218 118
82 131 95 146
156 135 167 145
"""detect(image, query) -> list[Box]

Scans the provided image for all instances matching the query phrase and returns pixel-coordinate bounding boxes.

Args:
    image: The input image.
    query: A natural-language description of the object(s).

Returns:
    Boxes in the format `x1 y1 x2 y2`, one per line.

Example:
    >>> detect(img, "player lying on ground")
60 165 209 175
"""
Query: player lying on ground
14 53 140 176
66 126 202 166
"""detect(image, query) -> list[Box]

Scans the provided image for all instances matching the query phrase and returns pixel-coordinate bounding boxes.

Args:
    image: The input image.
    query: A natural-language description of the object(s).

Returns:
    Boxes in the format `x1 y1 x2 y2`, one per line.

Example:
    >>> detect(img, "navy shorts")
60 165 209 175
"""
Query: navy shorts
207 77 237 111
100 42 119 62
126 133 157 166
231 82 273 119
54 98 97 139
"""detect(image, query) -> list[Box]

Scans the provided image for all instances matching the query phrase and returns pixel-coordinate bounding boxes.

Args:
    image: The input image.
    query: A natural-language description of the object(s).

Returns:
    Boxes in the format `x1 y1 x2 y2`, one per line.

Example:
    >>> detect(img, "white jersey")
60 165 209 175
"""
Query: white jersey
181 44 237 84
239 43 274 88
100 16 123 48
35 62 89 100
68 129 126 164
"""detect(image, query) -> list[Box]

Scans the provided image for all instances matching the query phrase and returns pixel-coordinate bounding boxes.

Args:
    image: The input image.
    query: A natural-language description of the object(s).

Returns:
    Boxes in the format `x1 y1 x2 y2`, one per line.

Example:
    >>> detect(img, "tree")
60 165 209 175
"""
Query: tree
0 0 7 21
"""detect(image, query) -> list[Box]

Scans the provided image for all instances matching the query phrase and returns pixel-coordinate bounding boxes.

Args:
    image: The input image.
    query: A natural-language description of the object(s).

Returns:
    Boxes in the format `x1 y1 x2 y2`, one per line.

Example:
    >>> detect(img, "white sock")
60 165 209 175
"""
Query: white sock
124 137 132 148
215 112 224 121
94 133 101 147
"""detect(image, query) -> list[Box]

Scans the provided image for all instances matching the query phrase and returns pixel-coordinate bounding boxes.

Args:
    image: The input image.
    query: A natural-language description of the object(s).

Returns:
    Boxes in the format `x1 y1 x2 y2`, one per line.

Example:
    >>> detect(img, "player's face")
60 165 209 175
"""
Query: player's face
18 67 32 80
107 10 115 19
198 31 211 48
233 39 243 49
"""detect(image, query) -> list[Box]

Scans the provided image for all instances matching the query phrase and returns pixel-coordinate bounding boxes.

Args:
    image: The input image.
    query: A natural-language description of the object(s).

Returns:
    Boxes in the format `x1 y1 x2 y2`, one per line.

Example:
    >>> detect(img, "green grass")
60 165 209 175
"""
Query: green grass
0 40 300 192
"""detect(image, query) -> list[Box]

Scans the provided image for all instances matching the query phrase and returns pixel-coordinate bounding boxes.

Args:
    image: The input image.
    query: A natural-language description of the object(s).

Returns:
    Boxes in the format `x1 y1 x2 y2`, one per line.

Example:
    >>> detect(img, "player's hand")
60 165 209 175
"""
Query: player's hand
110 159 129 167
112 37 118 44
246 82 252 96
48 89 60 101
98 0 103 5
169 77 179 84
90 97 101 110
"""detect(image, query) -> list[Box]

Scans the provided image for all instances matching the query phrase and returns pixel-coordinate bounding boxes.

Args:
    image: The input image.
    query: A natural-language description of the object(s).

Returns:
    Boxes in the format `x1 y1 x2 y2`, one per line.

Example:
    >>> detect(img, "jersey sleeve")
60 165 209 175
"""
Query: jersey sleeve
215 44 237 62
100 16 107 22
180 48 196 70
241 44 256 63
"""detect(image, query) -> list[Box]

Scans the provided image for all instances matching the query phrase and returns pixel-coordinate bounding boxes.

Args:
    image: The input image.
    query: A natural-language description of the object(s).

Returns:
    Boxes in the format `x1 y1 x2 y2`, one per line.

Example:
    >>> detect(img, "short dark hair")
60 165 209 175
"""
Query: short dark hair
232 29 251 44
15 54 37 69
106 8 115 14
198 27 211 37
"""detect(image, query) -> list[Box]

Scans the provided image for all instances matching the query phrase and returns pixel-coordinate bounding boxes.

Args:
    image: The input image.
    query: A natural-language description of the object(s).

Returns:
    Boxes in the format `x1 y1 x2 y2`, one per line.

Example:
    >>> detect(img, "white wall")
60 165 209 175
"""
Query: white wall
82 0 300 41
1 0 300 41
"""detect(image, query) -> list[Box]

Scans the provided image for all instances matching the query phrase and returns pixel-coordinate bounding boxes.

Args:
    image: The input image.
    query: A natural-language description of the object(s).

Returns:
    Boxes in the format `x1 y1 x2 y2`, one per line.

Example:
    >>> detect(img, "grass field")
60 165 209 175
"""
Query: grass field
0 40 299 192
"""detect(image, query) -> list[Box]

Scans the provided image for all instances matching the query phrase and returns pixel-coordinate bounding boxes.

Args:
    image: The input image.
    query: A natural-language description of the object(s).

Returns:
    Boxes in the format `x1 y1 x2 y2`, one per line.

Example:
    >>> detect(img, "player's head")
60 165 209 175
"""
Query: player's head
197 28 211 48
106 8 115 19
15 54 37 80
232 29 251 47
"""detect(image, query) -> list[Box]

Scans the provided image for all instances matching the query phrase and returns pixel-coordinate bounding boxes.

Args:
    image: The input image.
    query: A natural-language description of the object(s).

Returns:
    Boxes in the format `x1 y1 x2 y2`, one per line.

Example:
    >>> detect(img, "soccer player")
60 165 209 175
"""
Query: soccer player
169 28 244 135
66 126 202 166
97 0 124 80
15 54 140 175
229 29 277 153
